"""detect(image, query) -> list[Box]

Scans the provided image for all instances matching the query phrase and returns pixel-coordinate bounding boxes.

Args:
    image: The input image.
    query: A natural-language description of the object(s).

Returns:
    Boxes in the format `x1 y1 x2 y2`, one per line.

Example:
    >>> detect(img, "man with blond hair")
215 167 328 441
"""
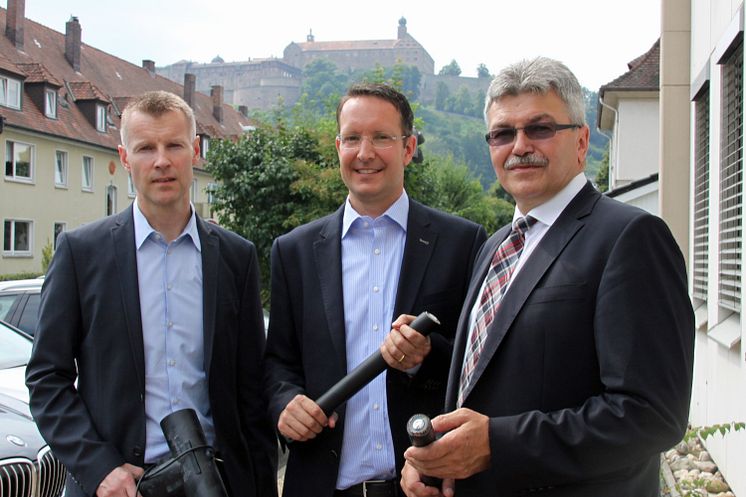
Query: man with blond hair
27 91 277 497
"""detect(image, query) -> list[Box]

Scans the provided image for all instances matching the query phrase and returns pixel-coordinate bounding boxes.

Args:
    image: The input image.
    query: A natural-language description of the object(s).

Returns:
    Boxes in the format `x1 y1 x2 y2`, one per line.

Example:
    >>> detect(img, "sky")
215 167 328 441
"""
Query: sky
7 0 661 91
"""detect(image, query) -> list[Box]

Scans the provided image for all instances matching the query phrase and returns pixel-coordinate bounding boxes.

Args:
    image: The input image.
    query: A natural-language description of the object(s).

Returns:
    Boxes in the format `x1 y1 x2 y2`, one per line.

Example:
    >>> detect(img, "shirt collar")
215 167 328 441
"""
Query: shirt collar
342 190 409 238
133 199 201 251
514 172 587 227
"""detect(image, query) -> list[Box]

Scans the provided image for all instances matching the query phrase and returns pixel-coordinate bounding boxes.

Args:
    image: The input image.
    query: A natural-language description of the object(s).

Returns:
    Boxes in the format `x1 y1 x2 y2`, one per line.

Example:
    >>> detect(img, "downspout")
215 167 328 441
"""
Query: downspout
598 95 619 192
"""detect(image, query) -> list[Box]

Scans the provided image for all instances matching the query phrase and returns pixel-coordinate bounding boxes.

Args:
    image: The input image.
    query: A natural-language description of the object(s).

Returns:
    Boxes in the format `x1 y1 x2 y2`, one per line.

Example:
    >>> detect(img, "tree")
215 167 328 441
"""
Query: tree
595 143 610 192
301 58 348 114
205 122 338 300
477 63 491 78
435 81 450 111
438 59 462 76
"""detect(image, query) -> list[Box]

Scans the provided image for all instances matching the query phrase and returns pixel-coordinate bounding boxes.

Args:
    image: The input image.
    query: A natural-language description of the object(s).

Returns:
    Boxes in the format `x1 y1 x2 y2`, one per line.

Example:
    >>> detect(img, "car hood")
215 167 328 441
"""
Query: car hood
0 364 29 404
0 389 47 459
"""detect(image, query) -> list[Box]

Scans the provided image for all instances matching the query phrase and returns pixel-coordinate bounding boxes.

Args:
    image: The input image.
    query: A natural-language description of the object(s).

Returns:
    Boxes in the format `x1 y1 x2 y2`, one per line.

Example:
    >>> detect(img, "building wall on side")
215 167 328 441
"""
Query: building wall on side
687 1 745 494
609 182 659 215
1 129 129 274
1 130 216 275
612 98 660 187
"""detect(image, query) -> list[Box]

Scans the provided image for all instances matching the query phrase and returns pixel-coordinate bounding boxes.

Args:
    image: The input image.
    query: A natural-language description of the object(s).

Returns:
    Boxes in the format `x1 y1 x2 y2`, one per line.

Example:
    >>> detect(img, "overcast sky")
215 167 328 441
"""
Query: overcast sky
7 0 661 90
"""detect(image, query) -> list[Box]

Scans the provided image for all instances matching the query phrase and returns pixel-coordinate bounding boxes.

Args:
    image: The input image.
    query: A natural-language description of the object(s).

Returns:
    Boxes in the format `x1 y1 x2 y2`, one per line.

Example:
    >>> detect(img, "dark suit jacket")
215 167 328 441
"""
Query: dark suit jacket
263 199 487 497
26 206 277 497
446 182 695 497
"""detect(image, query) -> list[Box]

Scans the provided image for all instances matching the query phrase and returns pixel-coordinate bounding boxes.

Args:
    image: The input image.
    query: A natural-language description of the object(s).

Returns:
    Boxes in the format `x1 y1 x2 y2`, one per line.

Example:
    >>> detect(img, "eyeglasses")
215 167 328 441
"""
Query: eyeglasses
485 123 581 147
337 133 410 150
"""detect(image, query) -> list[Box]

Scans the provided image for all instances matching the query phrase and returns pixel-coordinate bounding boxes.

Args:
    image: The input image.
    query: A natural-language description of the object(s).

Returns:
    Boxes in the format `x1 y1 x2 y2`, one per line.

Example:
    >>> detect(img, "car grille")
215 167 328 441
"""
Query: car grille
0 448 65 497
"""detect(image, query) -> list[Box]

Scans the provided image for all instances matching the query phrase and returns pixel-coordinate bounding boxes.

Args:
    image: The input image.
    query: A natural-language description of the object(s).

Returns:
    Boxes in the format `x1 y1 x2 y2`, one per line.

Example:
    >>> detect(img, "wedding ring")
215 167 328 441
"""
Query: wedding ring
398 353 406 363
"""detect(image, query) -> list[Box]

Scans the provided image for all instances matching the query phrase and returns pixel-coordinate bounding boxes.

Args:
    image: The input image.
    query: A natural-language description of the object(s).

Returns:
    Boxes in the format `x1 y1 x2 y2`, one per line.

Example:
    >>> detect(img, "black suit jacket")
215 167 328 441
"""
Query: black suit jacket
446 182 695 496
263 199 486 497
26 206 277 497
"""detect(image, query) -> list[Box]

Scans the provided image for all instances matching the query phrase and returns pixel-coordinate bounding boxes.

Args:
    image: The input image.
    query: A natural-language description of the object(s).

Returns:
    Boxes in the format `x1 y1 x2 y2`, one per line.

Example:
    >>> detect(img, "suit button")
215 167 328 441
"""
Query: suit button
133 446 143 458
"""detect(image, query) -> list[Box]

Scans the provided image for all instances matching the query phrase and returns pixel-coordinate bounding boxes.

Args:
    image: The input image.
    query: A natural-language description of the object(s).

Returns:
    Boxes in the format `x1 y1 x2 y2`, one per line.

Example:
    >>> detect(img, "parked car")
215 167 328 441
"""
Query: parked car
0 319 66 497
0 277 44 336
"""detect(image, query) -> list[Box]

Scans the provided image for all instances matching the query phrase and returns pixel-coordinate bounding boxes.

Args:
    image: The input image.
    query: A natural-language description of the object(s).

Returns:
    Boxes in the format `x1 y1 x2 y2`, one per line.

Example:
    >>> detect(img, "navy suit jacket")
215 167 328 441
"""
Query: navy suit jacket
264 199 486 497
26 206 278 497
447 182 695 496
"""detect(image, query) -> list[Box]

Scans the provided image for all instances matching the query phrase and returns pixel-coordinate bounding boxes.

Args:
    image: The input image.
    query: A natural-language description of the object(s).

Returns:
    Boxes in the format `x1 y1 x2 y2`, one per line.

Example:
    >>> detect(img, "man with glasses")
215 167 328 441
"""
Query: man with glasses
264 83 486 497
400 57 694 497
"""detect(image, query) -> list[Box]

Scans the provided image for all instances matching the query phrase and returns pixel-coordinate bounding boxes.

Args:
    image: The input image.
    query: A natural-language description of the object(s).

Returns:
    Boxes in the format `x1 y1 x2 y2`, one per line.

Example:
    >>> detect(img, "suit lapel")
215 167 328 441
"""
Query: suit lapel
461 183 600 402
313 206 347 368
111 206 146 389
198 217 219 379
393 200 437 317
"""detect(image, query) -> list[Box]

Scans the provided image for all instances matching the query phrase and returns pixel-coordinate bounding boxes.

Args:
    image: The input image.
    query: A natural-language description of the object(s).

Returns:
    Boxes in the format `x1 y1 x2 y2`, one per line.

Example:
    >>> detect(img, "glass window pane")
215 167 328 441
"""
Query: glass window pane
3 221 10 251
13 222 29 251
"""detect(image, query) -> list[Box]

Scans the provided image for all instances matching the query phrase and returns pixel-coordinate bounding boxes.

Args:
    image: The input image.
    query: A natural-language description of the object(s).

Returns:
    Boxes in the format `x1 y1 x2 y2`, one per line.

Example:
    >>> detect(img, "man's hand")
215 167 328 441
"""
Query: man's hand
96 463 144 497
401 462 454 497
381 314 432 371
278 394 337 441
404 408 491 480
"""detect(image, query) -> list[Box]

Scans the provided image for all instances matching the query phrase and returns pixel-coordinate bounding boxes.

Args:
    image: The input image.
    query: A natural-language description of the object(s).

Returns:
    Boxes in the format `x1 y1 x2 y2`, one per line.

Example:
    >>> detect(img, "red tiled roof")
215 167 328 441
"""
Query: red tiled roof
15 62 62 86
0 50 25 76
0 7 253 150
67 80 110 102
600 39 660 95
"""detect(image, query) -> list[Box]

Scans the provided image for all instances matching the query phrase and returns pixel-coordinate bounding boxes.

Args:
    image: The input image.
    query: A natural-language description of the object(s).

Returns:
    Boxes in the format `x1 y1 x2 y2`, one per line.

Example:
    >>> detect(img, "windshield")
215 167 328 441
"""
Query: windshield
0 322 32 368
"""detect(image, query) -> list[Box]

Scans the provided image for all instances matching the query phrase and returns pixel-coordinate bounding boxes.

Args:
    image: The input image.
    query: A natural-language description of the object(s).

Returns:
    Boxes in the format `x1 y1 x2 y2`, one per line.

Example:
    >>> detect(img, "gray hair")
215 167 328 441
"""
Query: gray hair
484 57 586 125
120 91 196 147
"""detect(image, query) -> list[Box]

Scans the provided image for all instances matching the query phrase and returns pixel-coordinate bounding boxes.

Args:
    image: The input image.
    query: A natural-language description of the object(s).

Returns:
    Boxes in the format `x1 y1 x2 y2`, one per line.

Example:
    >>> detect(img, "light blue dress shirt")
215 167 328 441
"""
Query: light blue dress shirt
336 191 408 489
133 201 215 463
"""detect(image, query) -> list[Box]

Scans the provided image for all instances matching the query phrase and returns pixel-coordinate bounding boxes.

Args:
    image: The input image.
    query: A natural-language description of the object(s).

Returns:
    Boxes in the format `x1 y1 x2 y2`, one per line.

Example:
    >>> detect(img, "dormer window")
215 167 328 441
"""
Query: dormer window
0 75 21 110
201 135 210 159
45 88 58 118
96 104 107 132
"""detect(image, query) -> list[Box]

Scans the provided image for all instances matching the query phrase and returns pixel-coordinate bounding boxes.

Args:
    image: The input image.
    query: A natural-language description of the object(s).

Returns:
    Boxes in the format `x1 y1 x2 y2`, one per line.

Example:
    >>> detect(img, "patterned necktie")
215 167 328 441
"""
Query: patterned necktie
457 216 536 407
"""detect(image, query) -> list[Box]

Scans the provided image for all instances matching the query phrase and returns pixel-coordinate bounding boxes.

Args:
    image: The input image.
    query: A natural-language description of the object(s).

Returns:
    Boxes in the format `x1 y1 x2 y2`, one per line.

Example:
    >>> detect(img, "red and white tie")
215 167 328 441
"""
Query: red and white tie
457 216 536 407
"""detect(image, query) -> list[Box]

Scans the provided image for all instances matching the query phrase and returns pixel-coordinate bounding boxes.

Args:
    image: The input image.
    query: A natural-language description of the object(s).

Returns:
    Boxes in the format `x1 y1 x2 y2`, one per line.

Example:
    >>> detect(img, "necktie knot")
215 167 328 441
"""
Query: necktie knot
512 216 536 237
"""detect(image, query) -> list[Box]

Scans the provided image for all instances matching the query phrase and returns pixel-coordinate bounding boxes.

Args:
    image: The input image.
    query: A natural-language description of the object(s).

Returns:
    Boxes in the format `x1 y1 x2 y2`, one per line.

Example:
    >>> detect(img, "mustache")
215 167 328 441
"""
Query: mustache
504 154 549 170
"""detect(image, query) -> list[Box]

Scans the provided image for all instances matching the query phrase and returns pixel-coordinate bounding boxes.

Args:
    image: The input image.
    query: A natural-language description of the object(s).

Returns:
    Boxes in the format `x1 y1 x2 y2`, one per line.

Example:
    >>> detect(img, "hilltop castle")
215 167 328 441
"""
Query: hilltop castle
156 18 484 111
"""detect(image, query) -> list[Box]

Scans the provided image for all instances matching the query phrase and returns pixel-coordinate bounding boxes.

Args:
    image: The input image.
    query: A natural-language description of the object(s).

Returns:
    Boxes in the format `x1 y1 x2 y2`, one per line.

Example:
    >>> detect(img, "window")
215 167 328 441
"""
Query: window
201 136 210 159
718 41 743 312
0 75 21 109
106 185 117 216
45 89 57 118
54 150 68 187
82 156 93 191
5 140 34 181
692 87 710 302
53 222 66 250
3 219 32 256
127 174 136 197
96 104 107 132
207 182 217 204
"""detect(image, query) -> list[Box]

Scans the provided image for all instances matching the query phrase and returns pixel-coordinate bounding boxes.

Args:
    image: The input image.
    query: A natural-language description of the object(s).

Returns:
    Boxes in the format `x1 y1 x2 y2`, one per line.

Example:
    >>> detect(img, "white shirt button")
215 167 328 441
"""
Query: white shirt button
373 286 380 293
375 443 382 450
168 360 176 367
372 324 379 331
373 403 380 410
167 321 173 329
374 248 381 255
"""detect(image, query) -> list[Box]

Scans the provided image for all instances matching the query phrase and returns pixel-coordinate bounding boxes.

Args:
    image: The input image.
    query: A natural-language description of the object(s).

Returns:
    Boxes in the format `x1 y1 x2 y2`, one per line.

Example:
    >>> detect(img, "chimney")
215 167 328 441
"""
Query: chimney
183 73 196 108
211 85 224 123
142 60 156 73
65 16 82 71
238 105 249 118
5 0 25 50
